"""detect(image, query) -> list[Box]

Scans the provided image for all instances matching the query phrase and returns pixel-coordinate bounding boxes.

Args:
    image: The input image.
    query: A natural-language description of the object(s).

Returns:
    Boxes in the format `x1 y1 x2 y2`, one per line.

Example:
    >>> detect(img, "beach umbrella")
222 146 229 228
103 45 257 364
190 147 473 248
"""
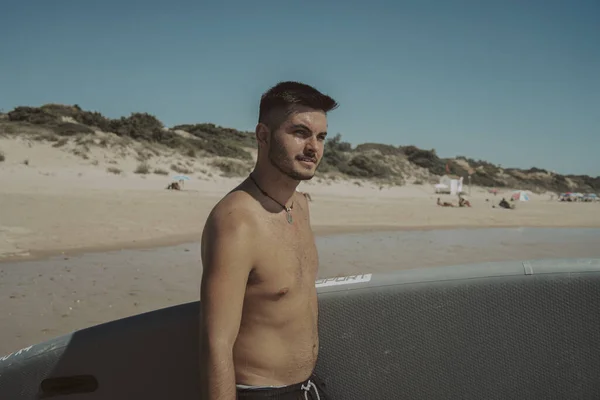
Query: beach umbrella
172 175 190 181
511 190 530 201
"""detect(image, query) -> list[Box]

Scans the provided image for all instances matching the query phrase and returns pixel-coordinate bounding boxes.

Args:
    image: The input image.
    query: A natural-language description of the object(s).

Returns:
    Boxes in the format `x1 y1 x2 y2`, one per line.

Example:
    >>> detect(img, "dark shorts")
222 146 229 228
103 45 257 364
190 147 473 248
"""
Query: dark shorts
236 373 330 399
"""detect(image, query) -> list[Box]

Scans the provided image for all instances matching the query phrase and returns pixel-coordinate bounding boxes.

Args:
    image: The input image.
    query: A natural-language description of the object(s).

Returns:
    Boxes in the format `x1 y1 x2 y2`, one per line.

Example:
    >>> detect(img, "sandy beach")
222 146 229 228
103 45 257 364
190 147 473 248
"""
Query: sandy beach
1 135 599 261
1 135 600 354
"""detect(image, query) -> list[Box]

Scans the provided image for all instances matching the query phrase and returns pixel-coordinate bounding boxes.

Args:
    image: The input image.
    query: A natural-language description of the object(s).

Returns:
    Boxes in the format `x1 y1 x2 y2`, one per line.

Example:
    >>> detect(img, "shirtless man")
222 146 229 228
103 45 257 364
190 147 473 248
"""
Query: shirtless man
199 81 338 400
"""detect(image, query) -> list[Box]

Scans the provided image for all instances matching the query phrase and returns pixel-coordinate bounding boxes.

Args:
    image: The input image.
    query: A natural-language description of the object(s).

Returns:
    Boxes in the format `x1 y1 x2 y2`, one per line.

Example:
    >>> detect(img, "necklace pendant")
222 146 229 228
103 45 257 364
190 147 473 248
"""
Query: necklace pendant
286 210 293 224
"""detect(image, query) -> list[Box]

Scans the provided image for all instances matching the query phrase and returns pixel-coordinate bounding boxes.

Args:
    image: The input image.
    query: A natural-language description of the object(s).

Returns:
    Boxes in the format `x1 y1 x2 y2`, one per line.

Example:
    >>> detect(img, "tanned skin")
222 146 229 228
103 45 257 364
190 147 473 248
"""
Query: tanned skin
200 104 329 400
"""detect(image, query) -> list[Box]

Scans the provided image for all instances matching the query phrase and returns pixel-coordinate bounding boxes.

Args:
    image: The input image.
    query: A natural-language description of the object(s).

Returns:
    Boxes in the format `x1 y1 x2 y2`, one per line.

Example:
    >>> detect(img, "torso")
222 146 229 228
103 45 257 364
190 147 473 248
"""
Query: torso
231 191 320 386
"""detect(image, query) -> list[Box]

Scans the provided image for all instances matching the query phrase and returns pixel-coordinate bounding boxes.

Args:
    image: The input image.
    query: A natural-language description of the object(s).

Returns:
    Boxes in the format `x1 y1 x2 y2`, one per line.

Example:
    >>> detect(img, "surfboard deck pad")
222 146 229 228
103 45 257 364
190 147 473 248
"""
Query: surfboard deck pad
2 258 600 399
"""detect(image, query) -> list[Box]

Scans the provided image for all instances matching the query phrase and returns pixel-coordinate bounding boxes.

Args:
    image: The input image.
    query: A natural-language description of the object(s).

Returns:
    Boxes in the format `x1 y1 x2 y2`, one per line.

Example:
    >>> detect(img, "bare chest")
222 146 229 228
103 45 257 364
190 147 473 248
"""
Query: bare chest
248 210 319 298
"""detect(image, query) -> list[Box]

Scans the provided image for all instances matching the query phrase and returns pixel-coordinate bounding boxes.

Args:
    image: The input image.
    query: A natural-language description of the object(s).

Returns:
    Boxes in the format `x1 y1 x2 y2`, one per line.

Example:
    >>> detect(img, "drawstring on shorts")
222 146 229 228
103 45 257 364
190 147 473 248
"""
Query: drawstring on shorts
301 379 320 400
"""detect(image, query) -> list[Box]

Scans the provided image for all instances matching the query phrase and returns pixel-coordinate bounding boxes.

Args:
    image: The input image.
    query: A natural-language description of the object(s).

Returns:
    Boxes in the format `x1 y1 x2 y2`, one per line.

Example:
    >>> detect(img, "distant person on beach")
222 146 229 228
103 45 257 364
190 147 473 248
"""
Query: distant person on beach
199 81 336 400
458 196 471 207
437 197 455 207
166 181 180 190
498 197 514 209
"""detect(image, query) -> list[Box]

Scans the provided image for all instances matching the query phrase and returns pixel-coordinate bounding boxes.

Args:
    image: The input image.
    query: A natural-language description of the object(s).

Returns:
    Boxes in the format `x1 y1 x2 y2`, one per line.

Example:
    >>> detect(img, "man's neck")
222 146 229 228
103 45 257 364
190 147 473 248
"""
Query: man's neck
249 165 298 207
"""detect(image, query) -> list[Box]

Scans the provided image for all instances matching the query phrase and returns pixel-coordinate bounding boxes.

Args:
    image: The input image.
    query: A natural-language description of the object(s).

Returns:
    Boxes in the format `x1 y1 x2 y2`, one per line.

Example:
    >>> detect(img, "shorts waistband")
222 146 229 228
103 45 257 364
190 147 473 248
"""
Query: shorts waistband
236 383 287 390
236 375 320 396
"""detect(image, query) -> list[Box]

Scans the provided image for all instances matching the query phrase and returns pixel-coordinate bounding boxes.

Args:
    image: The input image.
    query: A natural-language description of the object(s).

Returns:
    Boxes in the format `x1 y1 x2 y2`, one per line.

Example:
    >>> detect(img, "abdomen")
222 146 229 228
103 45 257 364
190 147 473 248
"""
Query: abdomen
233 293 318 385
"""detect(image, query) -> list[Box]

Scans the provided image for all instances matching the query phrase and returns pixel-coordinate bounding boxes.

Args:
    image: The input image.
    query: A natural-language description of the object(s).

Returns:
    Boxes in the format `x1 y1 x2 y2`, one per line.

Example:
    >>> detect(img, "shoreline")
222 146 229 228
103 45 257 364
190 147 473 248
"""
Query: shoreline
3 222 600 264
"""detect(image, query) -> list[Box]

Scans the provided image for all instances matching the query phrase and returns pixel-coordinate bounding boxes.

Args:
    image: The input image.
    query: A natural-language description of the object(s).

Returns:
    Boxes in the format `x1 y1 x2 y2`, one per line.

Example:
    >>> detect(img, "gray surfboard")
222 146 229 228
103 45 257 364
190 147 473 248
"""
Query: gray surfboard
1 258 600 399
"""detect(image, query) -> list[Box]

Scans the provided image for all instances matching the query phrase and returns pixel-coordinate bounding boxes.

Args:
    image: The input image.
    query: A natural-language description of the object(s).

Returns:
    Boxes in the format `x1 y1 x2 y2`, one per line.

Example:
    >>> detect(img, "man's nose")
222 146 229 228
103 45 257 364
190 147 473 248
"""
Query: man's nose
305 136 318 152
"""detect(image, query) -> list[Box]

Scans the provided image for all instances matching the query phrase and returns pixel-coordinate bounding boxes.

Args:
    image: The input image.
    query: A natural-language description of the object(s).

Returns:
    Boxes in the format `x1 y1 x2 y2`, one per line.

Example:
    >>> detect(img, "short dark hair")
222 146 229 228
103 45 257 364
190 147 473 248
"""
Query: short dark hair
258 81 338 128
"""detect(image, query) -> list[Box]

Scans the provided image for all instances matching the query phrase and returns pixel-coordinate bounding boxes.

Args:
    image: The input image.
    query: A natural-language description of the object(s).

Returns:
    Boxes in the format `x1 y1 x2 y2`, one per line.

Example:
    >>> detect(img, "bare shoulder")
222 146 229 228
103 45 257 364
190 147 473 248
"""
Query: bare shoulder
205 189 257 228
201 188 261 263
295 189 312 217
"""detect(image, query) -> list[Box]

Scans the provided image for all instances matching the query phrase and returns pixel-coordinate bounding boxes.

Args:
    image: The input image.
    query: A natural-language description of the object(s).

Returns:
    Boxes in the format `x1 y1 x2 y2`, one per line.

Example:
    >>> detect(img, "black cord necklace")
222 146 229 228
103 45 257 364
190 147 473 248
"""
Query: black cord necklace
249 174 294 224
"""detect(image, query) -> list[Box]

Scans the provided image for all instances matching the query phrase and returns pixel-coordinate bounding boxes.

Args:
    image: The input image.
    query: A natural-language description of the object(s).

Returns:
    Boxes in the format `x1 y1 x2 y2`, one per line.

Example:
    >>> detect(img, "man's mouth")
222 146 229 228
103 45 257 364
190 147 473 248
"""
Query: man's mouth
297 156 317 164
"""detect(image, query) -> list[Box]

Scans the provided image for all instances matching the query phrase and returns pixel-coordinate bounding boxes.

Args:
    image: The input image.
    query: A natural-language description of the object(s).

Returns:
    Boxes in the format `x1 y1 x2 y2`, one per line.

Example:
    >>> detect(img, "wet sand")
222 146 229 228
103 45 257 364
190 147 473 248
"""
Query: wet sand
2 227 600 356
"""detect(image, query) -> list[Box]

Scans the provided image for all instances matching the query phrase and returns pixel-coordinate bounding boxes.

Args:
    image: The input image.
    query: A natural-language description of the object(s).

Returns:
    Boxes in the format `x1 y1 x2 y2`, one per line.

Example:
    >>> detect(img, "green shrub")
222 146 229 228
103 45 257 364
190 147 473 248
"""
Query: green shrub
338 154 392 178
209 159 252 177
134 161 151 174
51 123 95 136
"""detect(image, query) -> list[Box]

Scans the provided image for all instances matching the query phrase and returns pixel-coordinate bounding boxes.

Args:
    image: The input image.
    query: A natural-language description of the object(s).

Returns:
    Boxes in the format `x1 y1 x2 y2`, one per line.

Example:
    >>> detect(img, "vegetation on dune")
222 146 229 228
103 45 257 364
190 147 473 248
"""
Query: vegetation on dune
1 104 598 193
172 123 254 160
5 105 253 160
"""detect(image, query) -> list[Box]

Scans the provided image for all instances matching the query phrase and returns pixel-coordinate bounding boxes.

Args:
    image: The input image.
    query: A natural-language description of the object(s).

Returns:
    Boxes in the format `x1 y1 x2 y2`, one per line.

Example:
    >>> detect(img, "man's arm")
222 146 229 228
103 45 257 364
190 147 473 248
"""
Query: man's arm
199 207 255 400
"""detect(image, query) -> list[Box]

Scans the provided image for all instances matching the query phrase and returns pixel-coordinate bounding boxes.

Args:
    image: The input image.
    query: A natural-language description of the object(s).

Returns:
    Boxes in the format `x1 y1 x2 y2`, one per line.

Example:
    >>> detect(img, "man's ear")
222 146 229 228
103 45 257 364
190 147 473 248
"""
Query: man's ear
255 123 270 147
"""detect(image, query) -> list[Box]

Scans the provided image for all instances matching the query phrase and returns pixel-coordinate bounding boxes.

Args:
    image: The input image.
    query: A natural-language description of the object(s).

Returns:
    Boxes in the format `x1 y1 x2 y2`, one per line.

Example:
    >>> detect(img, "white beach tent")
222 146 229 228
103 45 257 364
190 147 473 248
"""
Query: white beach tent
438 175 464 195
435 183 449 193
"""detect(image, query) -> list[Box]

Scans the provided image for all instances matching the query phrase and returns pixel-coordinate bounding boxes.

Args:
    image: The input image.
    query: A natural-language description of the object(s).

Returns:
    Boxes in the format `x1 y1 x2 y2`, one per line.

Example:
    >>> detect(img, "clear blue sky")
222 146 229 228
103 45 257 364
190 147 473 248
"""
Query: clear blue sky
1 0 598 176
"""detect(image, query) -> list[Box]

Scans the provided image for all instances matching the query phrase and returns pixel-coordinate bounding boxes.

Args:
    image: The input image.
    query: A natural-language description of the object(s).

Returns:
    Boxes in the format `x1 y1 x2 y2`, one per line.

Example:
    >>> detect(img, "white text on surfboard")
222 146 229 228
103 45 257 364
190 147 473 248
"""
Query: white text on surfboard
315 274 372 287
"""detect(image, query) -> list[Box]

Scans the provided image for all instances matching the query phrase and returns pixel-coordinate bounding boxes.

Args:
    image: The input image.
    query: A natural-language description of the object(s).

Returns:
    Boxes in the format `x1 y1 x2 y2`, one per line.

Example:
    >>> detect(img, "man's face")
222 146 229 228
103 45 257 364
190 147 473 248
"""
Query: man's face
265 105 328 181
